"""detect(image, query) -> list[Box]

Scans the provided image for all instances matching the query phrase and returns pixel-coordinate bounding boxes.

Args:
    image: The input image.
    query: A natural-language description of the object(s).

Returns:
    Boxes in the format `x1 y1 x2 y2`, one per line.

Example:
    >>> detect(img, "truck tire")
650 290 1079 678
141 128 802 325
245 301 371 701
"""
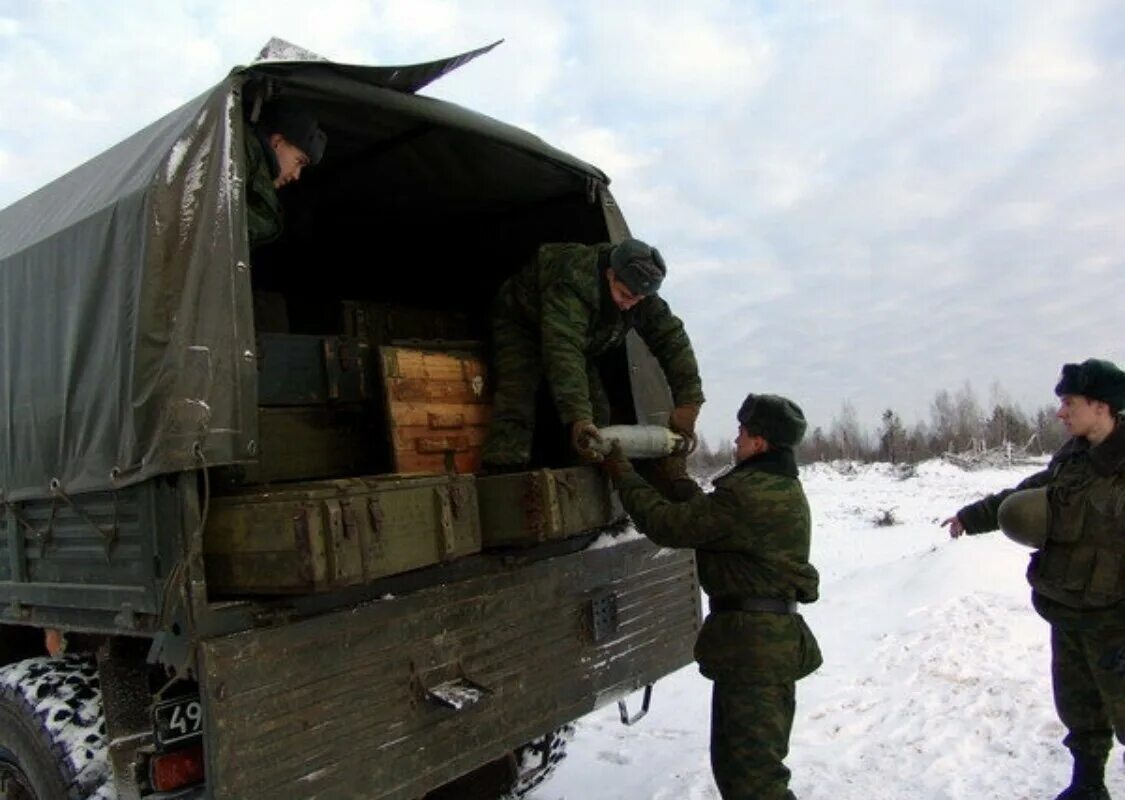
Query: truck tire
0 654 110 800
504 723 575 799
424 724 575 800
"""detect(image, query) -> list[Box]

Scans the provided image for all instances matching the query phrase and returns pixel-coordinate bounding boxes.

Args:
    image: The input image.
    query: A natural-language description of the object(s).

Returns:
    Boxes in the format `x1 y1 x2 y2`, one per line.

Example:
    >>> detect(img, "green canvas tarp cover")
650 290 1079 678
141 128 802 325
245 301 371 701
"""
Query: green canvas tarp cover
0 44 603 502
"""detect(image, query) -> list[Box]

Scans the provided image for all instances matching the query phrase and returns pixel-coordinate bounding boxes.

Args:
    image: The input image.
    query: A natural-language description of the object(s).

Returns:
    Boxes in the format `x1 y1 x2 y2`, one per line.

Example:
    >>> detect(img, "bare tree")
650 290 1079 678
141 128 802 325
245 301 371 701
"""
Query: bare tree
690 433 732 473
985 403 1032 449
797 426 832 464
830 400 868 460
953 381 984 450
791 379 1062 466
1032 404 1067 454
878 409 907 463
929 389 957 453
907 421 933 461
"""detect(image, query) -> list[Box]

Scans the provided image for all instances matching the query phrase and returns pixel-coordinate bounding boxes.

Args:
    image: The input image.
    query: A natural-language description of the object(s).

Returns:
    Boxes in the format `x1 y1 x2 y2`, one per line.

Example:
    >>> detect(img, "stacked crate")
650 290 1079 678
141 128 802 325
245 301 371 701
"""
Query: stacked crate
202 298 624 597
245 333 377 485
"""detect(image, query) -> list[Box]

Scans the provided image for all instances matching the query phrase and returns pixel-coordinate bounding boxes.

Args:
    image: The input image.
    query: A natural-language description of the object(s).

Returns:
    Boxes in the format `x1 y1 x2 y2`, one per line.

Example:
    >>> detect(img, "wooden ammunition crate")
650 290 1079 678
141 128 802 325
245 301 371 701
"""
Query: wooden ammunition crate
476 466 625 548
380 346 491 474
204 474 480 594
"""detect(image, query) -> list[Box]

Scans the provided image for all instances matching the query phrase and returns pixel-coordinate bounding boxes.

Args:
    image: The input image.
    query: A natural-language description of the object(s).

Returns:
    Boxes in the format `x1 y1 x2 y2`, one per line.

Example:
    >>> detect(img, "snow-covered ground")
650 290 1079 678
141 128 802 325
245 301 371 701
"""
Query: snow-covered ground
534 458 1125 800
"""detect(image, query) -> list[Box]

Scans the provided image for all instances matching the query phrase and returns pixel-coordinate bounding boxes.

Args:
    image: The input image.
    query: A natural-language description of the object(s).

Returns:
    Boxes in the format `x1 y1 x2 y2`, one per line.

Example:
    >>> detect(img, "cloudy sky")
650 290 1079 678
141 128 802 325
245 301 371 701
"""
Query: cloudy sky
2 0 1124 446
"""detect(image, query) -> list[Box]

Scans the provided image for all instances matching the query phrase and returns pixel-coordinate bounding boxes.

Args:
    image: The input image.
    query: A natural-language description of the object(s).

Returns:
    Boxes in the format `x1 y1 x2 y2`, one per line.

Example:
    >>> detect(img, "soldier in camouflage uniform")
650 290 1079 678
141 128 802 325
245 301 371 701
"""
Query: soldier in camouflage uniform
943 358 1125 800
243 100 327 249
603 393 823 800
481 239 704 468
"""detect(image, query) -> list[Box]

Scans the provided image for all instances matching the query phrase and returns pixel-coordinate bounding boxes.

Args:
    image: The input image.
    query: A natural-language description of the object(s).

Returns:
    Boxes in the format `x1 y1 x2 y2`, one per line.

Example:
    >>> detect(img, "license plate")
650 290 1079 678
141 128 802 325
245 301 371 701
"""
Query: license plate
153 696 203 747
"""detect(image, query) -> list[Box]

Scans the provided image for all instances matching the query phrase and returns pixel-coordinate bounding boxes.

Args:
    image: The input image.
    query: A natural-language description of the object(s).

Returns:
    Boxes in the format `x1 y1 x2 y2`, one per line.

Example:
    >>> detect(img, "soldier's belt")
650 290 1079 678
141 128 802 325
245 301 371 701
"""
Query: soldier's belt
709 596 797 615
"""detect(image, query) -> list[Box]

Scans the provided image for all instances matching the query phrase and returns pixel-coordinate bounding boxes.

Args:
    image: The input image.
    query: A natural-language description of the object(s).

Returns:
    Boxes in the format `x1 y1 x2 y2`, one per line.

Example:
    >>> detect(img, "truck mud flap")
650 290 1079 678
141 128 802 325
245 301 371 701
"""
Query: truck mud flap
198 539 699 799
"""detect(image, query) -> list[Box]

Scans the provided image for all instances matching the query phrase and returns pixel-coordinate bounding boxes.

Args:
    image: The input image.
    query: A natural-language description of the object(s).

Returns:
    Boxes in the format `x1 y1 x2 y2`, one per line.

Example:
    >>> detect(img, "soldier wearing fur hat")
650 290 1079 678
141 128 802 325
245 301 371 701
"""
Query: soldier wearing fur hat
481 239 704 469
602 393 822 800
244 99 328 248
943 358 1125 800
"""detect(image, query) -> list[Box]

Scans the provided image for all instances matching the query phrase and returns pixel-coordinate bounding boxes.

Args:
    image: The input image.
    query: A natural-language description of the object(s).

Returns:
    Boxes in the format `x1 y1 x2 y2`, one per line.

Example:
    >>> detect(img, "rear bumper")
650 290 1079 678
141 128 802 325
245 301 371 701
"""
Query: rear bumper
197 538 699 799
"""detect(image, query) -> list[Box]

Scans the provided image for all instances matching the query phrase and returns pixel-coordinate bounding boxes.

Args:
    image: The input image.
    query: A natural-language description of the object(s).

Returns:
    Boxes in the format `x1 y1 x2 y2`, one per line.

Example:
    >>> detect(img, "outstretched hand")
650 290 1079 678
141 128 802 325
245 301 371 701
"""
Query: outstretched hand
941 516 965 538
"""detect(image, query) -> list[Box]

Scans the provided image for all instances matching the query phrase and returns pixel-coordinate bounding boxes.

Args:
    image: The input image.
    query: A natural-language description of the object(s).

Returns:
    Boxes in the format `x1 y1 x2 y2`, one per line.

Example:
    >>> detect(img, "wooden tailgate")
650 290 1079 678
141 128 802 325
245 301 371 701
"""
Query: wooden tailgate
380 346 491 474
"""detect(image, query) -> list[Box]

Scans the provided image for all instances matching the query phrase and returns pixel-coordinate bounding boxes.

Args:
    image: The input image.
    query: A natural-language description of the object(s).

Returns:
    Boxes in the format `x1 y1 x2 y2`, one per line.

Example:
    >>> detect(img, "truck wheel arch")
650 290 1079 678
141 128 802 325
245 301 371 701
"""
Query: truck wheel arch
0 625 47 667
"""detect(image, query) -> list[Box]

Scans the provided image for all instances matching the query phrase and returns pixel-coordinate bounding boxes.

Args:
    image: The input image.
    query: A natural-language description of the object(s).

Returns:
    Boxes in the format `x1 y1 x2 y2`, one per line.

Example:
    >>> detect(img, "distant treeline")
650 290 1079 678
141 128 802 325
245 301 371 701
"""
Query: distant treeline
690 382 1067 471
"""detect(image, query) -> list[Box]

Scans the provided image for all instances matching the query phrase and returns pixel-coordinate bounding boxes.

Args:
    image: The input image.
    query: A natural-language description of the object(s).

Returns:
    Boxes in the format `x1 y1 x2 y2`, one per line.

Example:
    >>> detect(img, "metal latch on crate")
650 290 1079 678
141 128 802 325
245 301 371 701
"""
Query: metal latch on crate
322 337 370 400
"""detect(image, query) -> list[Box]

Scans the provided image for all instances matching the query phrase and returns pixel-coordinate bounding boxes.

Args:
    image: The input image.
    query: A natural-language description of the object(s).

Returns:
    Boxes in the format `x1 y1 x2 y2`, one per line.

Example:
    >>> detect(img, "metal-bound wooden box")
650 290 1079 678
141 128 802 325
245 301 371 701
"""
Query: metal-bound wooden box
379 345 491 474
476 466 625 548
203 474 481 594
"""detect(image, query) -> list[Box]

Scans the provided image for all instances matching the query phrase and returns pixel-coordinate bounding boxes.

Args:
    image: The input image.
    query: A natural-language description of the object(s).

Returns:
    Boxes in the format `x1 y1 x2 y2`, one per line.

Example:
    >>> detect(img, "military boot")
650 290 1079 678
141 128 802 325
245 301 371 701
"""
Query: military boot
1053 755 1110 800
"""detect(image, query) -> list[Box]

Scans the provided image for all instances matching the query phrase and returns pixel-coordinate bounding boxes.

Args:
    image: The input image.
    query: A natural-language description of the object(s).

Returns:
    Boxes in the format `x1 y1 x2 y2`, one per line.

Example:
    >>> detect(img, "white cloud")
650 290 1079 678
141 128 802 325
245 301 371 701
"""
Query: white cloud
579 3 775 109
550 119 656 180
987 201 1052 230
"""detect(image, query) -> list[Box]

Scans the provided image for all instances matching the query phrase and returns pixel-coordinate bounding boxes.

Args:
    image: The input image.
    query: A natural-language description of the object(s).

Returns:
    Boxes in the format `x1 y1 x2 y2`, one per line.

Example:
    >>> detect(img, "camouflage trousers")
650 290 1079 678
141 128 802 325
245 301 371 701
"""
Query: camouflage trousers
481 315 610 467
1051 623 1125 762
710 680 796 800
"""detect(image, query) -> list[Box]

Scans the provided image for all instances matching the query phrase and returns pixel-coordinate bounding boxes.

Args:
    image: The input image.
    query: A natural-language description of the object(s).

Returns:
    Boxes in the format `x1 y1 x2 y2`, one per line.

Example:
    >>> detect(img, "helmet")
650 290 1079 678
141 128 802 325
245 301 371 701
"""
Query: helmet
997 488 1048 549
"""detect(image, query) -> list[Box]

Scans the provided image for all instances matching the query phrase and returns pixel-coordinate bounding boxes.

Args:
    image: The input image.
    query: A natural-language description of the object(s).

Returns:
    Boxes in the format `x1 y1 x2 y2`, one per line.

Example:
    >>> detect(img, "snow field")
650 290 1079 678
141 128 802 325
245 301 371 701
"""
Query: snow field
536 459 1125 799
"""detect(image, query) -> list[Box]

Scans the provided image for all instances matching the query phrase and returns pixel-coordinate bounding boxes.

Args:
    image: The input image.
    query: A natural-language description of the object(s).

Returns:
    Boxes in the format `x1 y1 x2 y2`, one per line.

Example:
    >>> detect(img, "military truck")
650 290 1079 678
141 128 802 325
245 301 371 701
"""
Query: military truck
0 40 700 799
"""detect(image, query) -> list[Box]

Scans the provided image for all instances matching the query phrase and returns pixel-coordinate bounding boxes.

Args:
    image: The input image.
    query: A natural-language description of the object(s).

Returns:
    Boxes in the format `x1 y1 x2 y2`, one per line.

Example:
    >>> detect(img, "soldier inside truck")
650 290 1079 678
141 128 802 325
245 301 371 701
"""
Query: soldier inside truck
479 238 705 473
243 98 328 250
242 83 658 478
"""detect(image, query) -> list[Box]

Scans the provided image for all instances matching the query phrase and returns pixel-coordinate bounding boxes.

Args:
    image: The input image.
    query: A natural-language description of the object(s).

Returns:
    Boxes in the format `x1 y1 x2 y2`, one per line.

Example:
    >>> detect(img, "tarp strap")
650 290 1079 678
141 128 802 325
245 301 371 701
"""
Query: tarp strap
4 500 57 550
50 482 118 560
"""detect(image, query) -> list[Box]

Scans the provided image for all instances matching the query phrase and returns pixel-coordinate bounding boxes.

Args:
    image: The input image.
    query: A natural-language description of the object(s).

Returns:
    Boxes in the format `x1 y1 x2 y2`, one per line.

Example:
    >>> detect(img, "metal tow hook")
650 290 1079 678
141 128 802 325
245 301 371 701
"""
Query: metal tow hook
617 684 653 726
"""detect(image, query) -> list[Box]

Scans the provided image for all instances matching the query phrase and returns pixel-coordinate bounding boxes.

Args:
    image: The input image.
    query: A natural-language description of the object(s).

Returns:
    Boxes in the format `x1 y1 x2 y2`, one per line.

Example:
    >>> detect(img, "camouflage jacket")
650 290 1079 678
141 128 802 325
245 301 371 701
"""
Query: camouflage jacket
612 450 822 684
495 242 704 424
244 132 283 249
958 424 1125 625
